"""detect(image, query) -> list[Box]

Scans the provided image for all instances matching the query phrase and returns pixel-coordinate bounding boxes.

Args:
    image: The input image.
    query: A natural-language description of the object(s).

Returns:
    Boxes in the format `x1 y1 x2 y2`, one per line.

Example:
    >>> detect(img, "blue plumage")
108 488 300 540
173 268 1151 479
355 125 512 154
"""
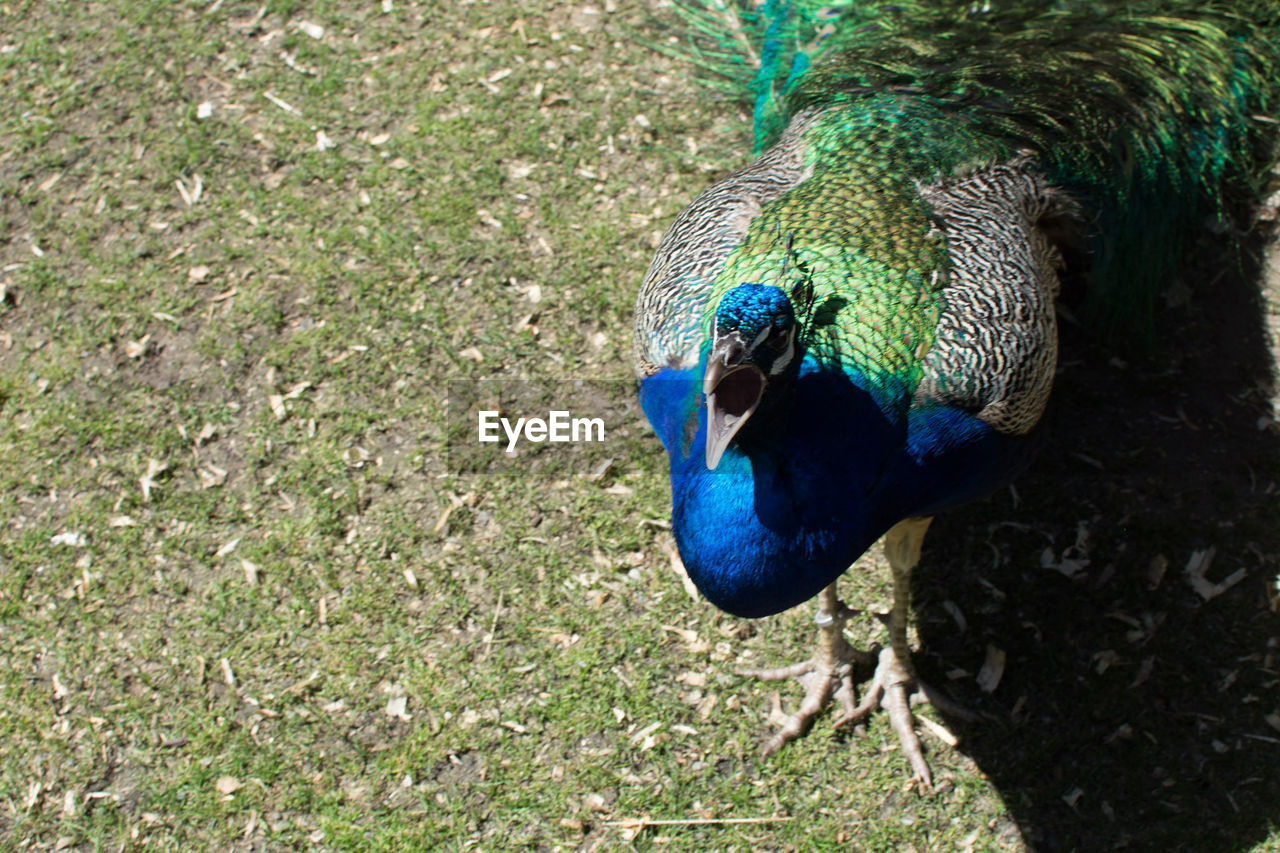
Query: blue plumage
641 355 1036 619
634 0 1280 787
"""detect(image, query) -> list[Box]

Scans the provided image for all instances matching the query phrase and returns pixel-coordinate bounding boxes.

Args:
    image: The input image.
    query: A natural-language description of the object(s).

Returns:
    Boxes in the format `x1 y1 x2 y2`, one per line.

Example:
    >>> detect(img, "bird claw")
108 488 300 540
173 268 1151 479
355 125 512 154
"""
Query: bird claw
738 643 878 757
832 645 971 793
735 573 970 788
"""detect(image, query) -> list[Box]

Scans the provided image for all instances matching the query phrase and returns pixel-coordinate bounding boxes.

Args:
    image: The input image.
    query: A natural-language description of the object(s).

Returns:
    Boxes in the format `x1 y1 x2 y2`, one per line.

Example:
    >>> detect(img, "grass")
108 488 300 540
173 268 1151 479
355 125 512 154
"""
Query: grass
2 1 1280 850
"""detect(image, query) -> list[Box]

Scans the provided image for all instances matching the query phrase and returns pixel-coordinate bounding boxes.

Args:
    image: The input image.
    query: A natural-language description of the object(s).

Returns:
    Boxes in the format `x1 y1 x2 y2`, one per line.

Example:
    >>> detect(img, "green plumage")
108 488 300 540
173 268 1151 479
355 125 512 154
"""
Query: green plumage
635 0 1280 784
673 0 1280 350
707 101 953 412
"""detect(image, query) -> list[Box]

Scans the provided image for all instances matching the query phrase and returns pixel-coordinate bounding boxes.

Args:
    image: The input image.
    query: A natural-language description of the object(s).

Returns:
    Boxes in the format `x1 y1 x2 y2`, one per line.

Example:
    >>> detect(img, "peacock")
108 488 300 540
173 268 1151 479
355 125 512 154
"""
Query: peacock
633 0 1280 789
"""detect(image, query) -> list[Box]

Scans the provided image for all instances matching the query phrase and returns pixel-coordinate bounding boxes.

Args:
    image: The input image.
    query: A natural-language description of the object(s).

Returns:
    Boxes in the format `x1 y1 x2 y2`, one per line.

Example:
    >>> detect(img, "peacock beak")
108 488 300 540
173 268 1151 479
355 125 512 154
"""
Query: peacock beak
703 336 766 470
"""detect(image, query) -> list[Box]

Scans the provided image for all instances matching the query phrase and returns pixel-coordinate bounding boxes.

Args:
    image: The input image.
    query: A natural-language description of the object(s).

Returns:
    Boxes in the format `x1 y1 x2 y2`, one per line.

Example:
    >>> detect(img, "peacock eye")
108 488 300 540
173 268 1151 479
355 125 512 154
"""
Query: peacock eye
769 326 797 376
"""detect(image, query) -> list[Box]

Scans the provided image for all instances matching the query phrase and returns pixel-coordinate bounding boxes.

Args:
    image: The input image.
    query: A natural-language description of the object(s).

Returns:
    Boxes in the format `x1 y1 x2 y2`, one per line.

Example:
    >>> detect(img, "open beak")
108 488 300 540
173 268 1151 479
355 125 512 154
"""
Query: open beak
703 337 766 470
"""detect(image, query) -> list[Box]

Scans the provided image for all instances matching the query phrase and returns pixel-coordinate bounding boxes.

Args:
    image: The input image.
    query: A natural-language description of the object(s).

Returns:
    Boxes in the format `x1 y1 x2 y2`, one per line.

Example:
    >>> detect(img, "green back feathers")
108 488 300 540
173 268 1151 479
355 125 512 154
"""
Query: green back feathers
666 0 1280 343
705 102 957 411
661 0 877 152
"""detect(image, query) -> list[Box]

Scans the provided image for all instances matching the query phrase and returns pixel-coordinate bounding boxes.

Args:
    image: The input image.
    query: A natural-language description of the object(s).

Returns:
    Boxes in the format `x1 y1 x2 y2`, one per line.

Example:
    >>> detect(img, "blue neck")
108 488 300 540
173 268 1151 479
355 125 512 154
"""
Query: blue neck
640 357 896 617
640 356 1039 618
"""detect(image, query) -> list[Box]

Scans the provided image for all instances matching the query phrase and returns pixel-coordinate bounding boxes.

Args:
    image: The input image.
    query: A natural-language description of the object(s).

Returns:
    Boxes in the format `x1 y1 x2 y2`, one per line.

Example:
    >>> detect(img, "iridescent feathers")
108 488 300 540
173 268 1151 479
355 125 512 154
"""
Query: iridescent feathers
634 0 1280 619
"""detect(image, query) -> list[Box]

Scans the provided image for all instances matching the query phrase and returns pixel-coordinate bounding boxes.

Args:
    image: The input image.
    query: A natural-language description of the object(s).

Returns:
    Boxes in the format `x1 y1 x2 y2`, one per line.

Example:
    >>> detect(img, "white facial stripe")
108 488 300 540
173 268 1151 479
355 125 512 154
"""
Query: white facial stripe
769 328 796 375
750 326 770 350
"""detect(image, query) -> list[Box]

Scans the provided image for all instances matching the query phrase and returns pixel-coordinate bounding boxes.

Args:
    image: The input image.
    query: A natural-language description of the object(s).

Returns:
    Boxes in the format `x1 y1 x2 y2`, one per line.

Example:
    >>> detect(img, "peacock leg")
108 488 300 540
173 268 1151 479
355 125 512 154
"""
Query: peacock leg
738 582 878 757
835 516 970 792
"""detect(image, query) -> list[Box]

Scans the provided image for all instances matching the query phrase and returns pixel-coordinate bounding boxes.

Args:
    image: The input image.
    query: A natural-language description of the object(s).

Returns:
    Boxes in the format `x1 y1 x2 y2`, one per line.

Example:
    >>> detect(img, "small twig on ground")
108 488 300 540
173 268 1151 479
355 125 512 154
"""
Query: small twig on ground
603 816 794 829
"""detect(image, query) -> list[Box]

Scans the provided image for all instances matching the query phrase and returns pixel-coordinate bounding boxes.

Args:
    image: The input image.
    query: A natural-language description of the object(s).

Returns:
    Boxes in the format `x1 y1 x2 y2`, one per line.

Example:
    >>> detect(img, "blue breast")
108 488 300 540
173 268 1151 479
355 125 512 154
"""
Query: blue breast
640 356 1040 618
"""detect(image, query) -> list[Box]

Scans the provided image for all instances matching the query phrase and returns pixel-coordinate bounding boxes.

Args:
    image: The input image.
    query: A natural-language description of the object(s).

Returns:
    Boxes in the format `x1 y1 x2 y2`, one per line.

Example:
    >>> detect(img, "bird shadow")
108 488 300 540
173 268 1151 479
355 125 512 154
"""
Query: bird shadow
914 228 1280 851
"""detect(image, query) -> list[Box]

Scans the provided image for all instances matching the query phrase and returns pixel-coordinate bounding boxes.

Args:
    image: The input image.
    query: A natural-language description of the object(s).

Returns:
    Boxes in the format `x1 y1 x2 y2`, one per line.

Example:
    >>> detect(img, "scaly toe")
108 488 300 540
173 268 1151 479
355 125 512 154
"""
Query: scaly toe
758 659 849 756
833 646 968 794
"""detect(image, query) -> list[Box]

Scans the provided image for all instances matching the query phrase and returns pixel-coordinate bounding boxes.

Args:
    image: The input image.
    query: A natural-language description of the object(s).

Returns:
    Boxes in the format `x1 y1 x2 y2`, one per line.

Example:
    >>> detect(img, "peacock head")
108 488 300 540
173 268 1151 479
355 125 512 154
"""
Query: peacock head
703 283 799 470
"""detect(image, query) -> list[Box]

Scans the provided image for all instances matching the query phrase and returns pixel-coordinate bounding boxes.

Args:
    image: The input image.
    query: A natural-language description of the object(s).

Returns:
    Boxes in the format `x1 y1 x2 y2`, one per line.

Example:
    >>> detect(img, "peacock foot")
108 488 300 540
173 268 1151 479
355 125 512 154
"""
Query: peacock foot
737 646 880 757
736 585 878 757
833 645 973 793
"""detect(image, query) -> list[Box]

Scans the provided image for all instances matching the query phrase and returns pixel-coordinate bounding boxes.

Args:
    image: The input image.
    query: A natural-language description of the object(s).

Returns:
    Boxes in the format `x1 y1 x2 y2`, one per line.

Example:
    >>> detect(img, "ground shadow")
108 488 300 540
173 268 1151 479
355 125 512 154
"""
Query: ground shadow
914 229 1280 851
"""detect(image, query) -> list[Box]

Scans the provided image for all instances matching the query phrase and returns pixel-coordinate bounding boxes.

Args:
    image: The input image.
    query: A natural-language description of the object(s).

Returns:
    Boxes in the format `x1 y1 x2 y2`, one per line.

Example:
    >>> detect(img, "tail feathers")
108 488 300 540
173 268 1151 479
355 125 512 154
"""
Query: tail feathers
661 0 877 151
660 1 1280 341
